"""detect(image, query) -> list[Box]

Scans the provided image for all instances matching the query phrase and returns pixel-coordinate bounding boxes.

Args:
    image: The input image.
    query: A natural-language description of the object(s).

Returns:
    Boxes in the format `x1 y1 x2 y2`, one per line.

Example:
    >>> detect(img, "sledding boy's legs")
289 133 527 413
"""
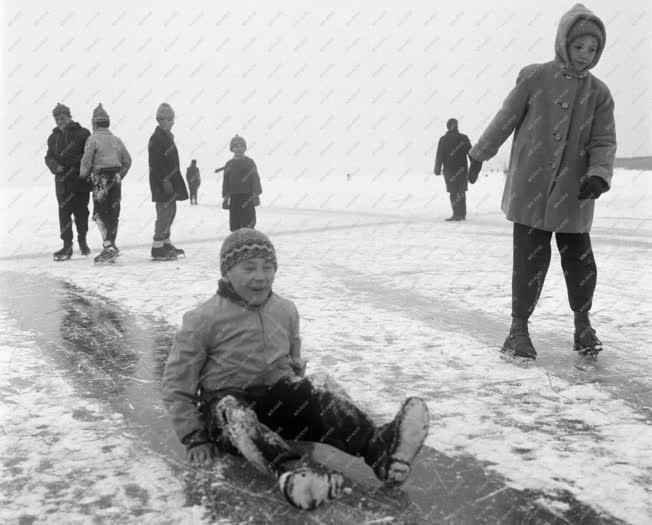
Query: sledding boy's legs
204 390 344 510
511 223 553 320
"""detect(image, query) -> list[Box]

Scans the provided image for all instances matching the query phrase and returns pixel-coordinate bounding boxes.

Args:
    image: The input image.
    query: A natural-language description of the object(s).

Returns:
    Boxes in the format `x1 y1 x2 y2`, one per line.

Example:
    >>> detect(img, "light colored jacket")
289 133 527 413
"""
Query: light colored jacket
469 4 616 233
80 128 132 178
161 288 301 441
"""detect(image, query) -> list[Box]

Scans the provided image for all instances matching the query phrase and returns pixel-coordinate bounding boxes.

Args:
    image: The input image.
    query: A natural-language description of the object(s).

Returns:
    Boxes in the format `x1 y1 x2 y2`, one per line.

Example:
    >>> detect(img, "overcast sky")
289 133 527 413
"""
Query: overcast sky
2 0 650 185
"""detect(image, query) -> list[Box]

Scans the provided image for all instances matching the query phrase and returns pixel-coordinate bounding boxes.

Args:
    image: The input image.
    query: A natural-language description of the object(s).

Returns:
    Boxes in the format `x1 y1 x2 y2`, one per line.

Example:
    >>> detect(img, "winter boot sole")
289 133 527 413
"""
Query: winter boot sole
383 397 430 486
151 255 177 261
53 254 72 261
279 467 344 510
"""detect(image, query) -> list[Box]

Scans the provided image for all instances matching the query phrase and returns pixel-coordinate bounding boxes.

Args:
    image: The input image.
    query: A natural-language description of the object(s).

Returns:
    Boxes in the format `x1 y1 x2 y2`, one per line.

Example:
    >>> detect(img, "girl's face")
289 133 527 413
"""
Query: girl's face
225 257 276 305
232 143 246 157
568 35 598 71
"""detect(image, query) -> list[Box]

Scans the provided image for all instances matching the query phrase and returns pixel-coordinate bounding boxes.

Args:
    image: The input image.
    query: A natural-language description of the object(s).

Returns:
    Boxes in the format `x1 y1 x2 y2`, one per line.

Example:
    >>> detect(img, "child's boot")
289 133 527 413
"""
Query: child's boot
53 243 73 261
501 317 537 360
278 465 344 510
574 311 602 356
366 397 430 487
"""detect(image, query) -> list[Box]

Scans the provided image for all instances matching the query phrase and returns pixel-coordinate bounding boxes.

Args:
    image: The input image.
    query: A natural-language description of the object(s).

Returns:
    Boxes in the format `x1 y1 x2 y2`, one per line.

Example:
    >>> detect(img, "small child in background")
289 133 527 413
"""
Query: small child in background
221 135 262 231
186 160 201 205
79 104 132 264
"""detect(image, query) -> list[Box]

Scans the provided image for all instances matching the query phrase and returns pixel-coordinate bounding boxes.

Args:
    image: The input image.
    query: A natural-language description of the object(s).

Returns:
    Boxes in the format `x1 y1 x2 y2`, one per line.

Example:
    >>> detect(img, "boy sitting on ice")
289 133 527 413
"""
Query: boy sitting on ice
162 228 430 510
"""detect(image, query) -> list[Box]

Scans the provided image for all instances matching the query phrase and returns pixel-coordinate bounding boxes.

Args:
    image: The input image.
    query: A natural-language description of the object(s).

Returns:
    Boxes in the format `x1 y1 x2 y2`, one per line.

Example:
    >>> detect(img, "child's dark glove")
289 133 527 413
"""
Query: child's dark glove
434 168 441 176
252 195 260 207
467 154 482 184
222 197 230 210
578 176 608 200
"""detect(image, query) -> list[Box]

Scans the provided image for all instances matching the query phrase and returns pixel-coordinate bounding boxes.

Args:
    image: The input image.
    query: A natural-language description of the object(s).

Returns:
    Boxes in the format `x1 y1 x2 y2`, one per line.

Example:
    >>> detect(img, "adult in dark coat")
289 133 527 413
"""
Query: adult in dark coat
186 160 201 205
434 118 472 221
148 103 189 260
44 103 92 259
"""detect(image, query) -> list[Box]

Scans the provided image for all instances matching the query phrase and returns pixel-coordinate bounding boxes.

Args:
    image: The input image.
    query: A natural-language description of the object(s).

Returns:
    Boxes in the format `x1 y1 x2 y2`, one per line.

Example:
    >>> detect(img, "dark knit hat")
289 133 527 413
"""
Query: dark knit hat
220 228 277 276
92 103 110 125
52 102 71 117
446 118 458 130
230 135 247 152
566 17 603 49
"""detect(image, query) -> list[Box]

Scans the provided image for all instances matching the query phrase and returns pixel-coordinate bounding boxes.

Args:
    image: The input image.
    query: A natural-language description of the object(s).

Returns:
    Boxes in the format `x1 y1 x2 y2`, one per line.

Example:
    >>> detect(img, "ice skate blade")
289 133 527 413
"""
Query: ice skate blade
573 344 602 358
500 348 535 366
151 257 177 262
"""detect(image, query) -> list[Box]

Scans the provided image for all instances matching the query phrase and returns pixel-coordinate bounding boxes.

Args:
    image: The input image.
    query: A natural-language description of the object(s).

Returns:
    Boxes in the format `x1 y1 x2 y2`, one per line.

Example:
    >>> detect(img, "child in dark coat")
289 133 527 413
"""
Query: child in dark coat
468 4 617 360
221 135 262 231
161 229 430 510
186 160 201 205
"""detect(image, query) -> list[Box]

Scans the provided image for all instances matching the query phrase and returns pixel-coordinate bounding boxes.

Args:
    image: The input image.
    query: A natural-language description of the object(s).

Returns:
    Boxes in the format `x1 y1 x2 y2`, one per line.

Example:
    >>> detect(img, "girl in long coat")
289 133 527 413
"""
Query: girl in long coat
468 3 617 360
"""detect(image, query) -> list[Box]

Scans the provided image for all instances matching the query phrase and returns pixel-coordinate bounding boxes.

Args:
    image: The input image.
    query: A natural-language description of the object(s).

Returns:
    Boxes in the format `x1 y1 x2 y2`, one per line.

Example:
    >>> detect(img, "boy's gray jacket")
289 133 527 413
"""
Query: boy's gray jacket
79 128 132 179
470 3 616 233
161 292 300 441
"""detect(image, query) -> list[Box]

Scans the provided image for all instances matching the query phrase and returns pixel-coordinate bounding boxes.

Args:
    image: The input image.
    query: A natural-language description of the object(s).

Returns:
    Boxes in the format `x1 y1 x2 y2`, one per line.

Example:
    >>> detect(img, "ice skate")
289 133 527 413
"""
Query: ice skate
78 238 91 256
369 397 430 487
574 313 602 357
278 466 344 510
53 244 73 261
151 246 177 261
501 318 537 362
94 246 117 264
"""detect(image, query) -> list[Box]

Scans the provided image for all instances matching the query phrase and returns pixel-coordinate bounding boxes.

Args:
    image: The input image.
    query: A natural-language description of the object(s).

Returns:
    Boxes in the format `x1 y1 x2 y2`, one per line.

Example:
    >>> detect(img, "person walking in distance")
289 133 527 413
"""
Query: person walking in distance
434 118 472 221
221 135 262 232
186 160 201 205
79 104 132 264
45 103 92 260
148 103 189 260
467 4 616 360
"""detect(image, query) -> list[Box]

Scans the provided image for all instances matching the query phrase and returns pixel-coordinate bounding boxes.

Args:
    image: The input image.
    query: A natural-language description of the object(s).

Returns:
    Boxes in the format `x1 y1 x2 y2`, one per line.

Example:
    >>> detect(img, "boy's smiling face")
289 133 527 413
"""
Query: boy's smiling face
225 257 276 305
568 35 598 71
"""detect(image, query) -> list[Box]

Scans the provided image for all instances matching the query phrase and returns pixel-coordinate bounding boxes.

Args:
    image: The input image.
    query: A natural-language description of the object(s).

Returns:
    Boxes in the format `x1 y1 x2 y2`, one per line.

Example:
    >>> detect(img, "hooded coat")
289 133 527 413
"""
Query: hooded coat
469 3 616 233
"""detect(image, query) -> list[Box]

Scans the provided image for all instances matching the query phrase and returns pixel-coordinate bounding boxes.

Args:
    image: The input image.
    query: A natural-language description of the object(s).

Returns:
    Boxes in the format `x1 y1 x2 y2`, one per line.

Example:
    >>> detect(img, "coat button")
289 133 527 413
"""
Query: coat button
561 102 569 109
554 133 562 140
551 161 557 169
565 75 572 79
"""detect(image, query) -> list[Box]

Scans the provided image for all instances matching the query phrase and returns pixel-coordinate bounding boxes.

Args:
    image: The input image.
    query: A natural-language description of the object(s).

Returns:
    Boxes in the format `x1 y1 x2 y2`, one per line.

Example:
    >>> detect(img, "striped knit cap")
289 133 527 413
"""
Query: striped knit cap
92 103 110 125
220 228 277 276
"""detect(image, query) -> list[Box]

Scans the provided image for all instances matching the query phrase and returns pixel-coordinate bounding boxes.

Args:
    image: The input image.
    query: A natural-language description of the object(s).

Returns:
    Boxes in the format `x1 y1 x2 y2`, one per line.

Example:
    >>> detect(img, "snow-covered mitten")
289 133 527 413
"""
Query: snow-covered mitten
278 466 344 510
367 397 430 486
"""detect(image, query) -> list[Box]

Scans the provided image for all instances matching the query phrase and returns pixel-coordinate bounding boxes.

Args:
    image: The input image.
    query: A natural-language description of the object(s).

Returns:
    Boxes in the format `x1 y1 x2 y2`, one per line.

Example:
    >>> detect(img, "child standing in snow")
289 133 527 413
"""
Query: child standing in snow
221 135 262 232
467 4 616 360
79 104 132 264
161 229 430 510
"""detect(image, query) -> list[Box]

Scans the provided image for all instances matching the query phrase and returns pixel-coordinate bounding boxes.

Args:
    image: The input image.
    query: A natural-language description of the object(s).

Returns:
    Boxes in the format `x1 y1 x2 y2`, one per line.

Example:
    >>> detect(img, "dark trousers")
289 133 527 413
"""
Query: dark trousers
189 187 198 204
204 376 380 471
449 192 466 218
92 171 121 244
57 191 90 245
154 201 177 242
229 194 256 232
512 223 597 320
